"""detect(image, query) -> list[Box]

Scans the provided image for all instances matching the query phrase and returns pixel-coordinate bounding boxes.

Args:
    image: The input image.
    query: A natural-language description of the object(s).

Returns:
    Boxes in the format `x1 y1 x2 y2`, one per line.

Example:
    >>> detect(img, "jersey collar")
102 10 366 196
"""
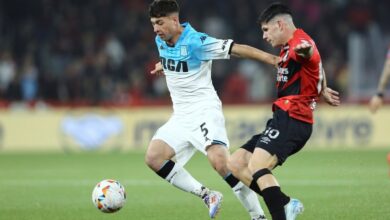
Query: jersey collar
165 22 193 48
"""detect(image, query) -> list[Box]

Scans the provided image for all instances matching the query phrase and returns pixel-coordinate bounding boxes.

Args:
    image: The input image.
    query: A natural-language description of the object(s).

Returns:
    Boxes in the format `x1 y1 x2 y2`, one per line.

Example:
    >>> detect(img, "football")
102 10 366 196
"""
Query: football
92 179 126 213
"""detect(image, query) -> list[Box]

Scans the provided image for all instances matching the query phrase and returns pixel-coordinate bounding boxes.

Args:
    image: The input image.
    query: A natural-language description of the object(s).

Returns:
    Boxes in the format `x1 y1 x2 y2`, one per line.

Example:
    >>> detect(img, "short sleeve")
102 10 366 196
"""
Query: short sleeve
191 34 233 61
290 38 318 65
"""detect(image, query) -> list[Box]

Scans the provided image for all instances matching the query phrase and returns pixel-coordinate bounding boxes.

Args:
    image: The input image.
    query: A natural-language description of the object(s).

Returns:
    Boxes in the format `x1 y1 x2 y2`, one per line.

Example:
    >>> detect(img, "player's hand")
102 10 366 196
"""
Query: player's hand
294 41 313 58
321 87 340 106
150 62 164 76
369 95 383 114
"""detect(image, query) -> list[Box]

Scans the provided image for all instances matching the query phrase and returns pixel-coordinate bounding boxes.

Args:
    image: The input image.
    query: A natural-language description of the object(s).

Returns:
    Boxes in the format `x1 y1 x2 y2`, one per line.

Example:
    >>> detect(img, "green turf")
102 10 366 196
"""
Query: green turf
0 149 389 220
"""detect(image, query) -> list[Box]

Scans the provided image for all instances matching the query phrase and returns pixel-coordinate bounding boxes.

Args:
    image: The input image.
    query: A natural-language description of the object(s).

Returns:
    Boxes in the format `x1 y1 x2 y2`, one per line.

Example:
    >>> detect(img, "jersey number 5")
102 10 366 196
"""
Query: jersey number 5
200 122 210 141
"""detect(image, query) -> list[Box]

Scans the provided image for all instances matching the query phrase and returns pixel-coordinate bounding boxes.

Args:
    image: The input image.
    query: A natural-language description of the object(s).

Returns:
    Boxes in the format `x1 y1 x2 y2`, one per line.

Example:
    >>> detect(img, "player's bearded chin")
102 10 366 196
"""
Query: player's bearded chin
164 33 173 42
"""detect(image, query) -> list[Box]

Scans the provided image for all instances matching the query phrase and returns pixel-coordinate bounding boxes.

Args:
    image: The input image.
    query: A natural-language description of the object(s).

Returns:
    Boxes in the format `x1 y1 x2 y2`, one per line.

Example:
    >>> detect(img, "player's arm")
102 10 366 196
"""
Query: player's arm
294 41 340 106
230 43 280 66
150 62 164 76
369 54 390 113
320 70 340 106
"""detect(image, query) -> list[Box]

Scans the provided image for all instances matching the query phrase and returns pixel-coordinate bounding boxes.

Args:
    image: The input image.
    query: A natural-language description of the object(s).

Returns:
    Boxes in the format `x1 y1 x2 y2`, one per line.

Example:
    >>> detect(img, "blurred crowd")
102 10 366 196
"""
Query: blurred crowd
0 0 389 106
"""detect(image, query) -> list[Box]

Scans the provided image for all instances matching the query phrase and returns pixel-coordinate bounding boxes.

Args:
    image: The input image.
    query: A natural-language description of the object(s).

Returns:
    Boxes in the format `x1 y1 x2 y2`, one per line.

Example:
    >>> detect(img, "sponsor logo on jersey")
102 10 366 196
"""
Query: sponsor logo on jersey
160 56 189 72
277 67 289 82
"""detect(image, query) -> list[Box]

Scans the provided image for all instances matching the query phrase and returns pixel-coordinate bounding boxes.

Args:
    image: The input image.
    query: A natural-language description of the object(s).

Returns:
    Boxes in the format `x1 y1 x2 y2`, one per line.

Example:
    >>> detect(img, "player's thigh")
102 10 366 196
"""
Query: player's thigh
229 148 252 171
254 109 312 166
149 118 193 167
248 147 278 172
229 148 253 167
190 108 229 155
145 139 176 170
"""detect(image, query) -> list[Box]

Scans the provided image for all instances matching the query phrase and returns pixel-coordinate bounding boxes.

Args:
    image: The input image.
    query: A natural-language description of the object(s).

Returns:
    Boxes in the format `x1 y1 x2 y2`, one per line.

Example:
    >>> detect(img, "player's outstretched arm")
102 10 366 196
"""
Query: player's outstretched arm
230 43 280 66
369 55 390 113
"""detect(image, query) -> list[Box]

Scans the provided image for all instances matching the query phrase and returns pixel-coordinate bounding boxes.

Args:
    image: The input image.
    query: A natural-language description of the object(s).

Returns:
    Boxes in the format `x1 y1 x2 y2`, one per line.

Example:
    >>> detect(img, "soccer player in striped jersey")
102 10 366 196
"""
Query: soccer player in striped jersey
227 3 340 220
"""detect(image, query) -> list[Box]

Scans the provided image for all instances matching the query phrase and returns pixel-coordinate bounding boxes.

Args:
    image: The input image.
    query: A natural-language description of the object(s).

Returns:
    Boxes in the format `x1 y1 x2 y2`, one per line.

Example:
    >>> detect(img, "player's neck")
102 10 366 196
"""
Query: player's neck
167 25 184 46
283 25 297 45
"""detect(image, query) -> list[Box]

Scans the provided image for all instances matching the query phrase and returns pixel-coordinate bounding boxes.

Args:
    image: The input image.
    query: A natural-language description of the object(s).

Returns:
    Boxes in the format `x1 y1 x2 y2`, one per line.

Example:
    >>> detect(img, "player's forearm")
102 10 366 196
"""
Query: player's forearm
231 43 279 66
320 69 328 95
322 69 327 88
376 59 390 94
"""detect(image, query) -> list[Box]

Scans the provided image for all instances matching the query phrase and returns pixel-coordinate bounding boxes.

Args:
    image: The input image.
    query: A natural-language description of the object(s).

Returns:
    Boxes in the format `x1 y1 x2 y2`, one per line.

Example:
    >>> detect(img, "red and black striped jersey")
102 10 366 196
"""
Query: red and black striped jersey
273 29 323 124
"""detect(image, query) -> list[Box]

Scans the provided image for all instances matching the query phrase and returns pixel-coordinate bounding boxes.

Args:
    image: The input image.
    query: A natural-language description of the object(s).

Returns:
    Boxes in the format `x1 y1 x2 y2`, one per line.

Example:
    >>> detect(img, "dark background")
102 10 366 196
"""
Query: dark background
0 0 389 106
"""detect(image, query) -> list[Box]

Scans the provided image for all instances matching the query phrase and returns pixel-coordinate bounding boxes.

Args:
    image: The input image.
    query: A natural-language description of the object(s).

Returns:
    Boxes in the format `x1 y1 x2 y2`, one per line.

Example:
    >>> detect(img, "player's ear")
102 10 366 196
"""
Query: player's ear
276 19 283 30
170 14 179 25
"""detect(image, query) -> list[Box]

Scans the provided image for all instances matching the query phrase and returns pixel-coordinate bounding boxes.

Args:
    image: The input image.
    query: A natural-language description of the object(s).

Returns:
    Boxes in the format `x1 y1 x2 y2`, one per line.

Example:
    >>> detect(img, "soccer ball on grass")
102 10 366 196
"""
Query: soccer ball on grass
92 179 126 213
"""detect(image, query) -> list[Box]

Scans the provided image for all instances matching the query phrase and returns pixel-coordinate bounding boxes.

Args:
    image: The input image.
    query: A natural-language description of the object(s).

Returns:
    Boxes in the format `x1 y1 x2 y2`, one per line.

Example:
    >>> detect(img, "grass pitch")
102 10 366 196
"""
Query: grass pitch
0 149 389 220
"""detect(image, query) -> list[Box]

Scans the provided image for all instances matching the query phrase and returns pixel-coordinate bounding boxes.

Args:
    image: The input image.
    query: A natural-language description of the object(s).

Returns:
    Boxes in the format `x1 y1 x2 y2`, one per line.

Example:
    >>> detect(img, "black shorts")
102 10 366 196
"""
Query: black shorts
241 108 312 166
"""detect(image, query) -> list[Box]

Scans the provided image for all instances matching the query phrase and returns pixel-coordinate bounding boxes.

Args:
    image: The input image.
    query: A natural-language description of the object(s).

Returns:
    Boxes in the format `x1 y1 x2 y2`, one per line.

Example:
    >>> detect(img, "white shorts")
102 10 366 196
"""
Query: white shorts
152 107 229 166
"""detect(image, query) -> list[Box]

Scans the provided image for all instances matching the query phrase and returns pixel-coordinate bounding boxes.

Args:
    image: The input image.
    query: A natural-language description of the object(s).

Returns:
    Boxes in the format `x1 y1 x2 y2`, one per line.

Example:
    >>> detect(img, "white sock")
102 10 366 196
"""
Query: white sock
165 164 208 198
232 182 266 218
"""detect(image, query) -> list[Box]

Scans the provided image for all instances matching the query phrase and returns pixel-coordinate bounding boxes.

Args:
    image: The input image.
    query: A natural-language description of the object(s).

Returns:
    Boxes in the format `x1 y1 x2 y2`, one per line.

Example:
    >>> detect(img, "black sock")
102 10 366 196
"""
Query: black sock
156 160 175 179
224 173 240 188
249 179 262 195
261 186 290 220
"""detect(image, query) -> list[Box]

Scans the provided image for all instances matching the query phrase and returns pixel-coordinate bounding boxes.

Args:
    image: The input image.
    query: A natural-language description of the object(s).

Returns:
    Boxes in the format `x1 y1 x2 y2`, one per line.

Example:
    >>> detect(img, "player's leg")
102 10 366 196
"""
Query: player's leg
227 148 253 186
145 120 210 199
145 139 209 197
249 109 310 220
249 147 294 220
206 144 266 220
228 135 263 195
195 109 266 220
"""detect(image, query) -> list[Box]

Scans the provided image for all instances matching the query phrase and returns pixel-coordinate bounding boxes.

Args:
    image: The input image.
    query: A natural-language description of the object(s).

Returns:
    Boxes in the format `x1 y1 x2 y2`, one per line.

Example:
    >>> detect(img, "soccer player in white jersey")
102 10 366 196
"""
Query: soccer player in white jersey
145 1 278 219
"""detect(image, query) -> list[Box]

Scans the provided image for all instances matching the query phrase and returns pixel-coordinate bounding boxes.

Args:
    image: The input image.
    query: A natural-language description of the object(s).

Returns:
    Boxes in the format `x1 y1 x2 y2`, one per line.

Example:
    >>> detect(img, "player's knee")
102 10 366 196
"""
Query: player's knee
144 151 156 170
207 147 229 175
214 161 228 174
248 149 277 173
227 156 243 176
209 154 227 173
145 149 164 171
145 140 175 171
248 158 274 174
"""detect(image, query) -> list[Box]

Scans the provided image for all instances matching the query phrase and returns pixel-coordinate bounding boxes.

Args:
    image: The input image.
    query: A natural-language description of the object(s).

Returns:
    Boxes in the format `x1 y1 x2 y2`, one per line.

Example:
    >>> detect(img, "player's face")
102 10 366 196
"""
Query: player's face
261 21 283 47
150 16 177 42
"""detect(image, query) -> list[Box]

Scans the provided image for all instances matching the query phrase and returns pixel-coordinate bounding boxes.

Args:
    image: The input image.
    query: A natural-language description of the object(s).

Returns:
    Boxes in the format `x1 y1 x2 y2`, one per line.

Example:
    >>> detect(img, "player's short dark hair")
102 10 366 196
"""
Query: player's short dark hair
257 3 292 24
149 0 180 18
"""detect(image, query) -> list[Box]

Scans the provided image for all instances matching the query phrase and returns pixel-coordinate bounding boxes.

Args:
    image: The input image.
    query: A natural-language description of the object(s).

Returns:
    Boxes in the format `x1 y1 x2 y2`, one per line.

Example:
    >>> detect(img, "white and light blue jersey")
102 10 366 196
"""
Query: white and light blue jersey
155 22 233 116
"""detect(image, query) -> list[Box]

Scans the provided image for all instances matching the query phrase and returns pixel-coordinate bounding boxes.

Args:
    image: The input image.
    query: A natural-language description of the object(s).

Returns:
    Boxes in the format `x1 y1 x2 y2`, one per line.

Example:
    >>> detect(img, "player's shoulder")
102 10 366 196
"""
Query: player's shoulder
186 29 209 46
290 29 316 47
181 23 207 43
289 29 321 63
